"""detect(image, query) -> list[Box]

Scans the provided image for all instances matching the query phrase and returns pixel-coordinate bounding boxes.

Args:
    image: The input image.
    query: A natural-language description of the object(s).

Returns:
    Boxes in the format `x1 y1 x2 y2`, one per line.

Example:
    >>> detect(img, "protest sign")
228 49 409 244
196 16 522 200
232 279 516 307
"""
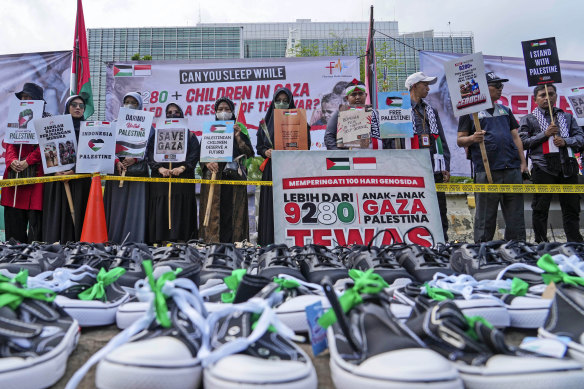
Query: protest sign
200 121 234 163
76 121 115 174
443 52 491 117
377 91 414 138
521 37 561 86
114 107 154 159
566 86 584 126
34 114 77 174
274 109 308 150
336 107 371 148
5 99 44 144
153 118 188 163
272 149 444 247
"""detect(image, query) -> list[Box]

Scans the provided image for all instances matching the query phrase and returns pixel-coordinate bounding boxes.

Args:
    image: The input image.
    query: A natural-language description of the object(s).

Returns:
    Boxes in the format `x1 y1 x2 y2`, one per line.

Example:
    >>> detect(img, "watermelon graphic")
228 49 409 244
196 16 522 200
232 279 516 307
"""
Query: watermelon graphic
88 138 104 152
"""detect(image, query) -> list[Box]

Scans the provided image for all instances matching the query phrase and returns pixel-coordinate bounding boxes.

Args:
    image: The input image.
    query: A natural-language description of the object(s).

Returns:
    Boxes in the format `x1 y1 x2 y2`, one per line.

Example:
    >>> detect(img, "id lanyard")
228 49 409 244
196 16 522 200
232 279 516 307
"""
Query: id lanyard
412 105 430 147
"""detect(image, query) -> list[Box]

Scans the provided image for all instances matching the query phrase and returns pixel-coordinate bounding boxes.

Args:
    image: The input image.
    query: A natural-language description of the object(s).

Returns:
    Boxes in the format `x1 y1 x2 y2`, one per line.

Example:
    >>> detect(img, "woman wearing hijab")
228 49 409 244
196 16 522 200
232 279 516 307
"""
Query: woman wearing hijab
199 97 254 243
256 87 310 246
42 95 92 243
146 103 200 244
103 92 151 243
1 83 49 242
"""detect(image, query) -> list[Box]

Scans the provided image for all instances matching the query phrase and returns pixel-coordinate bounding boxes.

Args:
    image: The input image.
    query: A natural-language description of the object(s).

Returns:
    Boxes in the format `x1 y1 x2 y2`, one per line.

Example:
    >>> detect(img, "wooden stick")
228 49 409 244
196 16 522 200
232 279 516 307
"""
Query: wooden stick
395 138 402 149
168 163 172 230
63 181 75 227
119 170 125 188
12 145 22 207
203 172 217 227
544 84 555 125
472 112 493 184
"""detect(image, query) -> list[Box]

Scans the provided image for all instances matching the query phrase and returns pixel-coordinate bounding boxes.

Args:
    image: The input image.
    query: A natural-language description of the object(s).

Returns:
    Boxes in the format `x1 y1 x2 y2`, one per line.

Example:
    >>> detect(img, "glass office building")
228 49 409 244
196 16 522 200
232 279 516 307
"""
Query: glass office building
88 20 473 119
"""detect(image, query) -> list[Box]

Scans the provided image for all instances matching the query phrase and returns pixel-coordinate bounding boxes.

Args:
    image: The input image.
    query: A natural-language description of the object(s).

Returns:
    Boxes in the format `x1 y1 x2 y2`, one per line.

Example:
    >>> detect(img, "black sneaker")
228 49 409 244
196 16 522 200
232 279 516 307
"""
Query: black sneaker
397 244 453 282
152 244 203 286
0 243 66 276
108 242 152 294
343 244 413 284
296 244 348 285
407 300 584 388
547 242 584 261
255 244 305 281
199 243 245 289
62 243 114 270
450 242 508 280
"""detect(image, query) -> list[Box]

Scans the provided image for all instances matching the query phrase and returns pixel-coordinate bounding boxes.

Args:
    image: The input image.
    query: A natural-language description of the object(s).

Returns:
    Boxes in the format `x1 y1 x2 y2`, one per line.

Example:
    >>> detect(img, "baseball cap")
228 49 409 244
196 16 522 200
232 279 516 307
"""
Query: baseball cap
486 72 509 84
405 72 437 90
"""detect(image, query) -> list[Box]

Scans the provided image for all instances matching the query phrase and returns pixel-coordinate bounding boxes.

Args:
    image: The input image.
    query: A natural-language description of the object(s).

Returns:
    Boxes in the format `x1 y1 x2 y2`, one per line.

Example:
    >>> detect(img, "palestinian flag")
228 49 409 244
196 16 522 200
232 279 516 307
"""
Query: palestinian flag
113 64 133 77
71 0 94 118
210 124 227 133
543 137 575 157
88 138 104 152
326 157 350 170
165 119 180 125
115 140 148 157
385 96 403 107
404 136 420 149
134 64 151 76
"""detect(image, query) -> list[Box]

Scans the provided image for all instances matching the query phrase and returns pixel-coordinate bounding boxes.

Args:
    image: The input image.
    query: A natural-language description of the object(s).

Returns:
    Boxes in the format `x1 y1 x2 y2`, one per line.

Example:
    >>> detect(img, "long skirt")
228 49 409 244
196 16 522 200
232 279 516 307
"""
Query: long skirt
104 180 148 244
257 159 273 246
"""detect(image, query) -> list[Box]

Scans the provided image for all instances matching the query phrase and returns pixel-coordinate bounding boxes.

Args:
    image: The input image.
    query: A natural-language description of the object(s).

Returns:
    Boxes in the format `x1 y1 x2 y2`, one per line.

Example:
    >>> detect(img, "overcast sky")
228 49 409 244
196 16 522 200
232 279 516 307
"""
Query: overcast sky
1 0 582 61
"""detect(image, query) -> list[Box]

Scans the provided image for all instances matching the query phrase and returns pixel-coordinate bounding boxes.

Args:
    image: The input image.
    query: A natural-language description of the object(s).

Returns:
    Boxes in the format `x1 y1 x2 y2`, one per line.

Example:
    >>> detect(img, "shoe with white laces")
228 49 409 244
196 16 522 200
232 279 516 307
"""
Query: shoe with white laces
201 283 317 389
108 242 151 295
66 260 207 389
199 244 245 290
342 244 414 285
0 276 79 389
152 244 204 285
0 243 66 277
296 244 348 286
450 242 510 280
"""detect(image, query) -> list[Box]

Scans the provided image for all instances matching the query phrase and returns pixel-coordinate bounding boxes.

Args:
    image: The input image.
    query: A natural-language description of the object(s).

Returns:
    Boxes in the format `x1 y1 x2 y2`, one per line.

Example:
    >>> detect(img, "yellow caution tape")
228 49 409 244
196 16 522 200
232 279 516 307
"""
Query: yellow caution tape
101 176 271 186
436 183 584 194
0 174 93 188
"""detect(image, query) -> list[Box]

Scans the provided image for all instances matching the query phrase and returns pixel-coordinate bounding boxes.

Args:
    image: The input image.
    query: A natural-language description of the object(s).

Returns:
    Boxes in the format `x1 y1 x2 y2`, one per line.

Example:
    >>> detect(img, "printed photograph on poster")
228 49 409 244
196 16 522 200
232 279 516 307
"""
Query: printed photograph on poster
76 121 116 174
336 107 371 148
274 109 308 150
34 114 77 174
443 52 491 117
114 107 153 159
521 37 561 86
565 86 584 126
154 118 188 163
5 99 44 144
377 91 414 138
272 149 444 248
200 120 234 163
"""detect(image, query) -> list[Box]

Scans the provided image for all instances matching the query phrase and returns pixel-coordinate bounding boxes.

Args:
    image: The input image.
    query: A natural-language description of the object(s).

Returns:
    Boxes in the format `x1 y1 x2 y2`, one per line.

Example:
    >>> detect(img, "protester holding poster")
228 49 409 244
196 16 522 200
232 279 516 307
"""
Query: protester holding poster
200 97 254 243
405 72 451 241
0 83 48 242
457 72 528 242
41 95 91 243
104 92 151 243
146 103 200 244
257 88 310 245
519 84 584 243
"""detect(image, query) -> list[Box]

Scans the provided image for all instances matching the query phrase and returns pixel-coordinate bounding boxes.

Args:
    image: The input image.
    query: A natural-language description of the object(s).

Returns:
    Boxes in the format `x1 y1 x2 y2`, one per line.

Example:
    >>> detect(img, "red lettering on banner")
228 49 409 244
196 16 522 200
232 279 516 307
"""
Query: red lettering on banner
300 83 310 97
410 199 427 214
380 200 396 215
511 95 528 115
186 89 196 103
196 88 205 102
196 105 204 115
282 176 424 189
184 106 192 116
256 85 271 99
363 200 377 215
381 229 403 245
313 229 333 246
204 105 211 115
305 100 313 110
332 229 375 246
287 229 311 246
498 96 508 106
225 87 234 99
560 96 573 114
405 227 434 247
296 100 304 109
396 199 408 214
246 102 254 113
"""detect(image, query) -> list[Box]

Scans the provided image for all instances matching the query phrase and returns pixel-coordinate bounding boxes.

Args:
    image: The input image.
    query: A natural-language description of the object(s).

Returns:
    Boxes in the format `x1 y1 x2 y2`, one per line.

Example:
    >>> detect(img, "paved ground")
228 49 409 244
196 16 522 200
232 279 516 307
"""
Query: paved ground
53 323 534 389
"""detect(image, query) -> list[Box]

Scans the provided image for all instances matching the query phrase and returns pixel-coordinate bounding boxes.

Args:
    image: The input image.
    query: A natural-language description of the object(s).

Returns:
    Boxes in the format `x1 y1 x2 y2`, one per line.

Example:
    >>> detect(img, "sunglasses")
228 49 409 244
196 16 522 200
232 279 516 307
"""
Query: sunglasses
488 83 504 90
70 102 85 109
167 110 181 116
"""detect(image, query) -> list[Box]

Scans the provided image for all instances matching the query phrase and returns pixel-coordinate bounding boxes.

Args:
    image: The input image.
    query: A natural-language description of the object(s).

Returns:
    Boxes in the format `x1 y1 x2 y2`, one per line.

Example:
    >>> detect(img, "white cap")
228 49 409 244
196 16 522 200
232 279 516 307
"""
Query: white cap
405 72 437 90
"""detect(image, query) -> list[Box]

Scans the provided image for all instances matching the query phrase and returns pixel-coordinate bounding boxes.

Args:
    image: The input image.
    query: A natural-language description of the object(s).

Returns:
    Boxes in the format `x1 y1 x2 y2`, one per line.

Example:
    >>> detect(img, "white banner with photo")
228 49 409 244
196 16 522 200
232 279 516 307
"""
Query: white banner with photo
105 57 360 150
420 51 584 176
272 149 444 248
34 114 77 174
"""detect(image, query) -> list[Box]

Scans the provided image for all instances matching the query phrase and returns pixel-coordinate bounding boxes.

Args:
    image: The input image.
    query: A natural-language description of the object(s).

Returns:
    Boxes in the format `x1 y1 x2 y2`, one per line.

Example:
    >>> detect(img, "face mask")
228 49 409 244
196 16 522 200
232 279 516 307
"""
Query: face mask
124 103 138 110
274 102 289 109
216 111 232 121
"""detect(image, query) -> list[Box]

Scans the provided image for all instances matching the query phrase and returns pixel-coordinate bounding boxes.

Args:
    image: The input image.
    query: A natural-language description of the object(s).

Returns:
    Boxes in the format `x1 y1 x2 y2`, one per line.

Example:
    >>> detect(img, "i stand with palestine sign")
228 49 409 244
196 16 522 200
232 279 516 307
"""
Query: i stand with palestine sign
521 37 561 86
272 150 444 248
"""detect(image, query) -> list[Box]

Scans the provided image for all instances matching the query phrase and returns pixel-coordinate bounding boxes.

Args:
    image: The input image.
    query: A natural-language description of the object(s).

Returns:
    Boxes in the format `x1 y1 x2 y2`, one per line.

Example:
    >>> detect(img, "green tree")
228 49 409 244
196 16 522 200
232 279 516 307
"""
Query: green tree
131 53 152 61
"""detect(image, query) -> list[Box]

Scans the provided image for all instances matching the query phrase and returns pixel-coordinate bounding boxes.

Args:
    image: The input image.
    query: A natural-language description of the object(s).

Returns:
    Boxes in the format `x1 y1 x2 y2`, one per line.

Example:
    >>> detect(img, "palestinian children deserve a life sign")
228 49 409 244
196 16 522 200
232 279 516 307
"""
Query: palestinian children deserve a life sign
34 114 78 174
153 118 188 163
443 52 491 117
200 121 234 163
114 107 154 159
76 121 115 174
5 99 44 144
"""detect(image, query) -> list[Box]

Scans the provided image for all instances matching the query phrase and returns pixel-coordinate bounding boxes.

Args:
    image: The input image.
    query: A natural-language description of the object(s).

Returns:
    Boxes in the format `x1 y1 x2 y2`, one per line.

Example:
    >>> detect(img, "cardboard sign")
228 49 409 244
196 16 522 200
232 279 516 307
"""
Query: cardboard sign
154 118 188 163
336 107 371 148
200 120 234 163
444 52 491 117
565 86 584 126
521 37 562 86
272 149 444 248
274 108 308 150
76 121 115 174
114 107 154 159
34 114 77 174
377 91 414 138
5 99 44 144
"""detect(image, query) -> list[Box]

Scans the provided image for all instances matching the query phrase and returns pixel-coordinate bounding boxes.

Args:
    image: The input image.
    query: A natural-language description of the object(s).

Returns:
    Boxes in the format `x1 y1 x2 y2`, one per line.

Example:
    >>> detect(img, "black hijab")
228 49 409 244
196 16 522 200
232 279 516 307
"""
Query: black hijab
64 95 86 131
265 87 296 135
214 97 236 121
165 103 184 118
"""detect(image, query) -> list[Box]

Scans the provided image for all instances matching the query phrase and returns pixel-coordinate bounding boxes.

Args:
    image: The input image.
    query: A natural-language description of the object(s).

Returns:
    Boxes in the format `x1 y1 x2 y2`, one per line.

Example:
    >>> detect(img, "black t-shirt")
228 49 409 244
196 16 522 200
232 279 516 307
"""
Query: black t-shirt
457 107 519 134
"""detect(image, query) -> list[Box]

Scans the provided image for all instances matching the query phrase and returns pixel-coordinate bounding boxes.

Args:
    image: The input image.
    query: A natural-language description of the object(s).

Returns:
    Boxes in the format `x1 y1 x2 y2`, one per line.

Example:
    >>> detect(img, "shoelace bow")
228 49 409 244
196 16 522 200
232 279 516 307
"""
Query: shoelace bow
220 269 247 303
498 277 528 296
318 269 388 328
142 260 181 328
424 283 455 301
76 267 126 301
0 280 56 310
538 254 584 286
464 315 494 342
0 269 29 287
